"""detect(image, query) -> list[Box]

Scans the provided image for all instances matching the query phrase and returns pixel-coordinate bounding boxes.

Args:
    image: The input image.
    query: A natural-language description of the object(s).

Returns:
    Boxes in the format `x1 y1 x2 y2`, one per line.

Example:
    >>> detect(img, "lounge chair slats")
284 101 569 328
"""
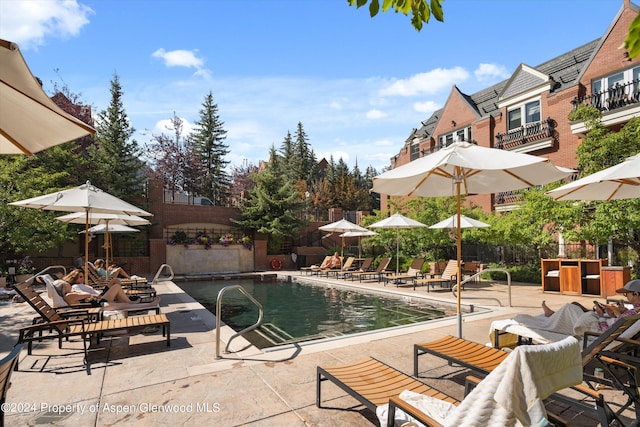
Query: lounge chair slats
414 314 640 426
318 357 456 411
13 282 171 375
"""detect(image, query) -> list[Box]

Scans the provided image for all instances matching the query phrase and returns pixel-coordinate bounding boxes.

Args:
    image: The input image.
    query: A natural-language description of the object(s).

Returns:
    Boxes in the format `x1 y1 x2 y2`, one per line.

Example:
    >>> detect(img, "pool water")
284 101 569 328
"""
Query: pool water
177 278 451 349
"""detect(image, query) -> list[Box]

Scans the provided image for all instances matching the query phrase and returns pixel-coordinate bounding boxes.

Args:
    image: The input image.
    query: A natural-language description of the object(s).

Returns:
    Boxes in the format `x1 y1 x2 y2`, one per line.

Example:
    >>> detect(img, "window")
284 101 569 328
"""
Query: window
591 66 640 108
438 126 472 148
507 100 540 131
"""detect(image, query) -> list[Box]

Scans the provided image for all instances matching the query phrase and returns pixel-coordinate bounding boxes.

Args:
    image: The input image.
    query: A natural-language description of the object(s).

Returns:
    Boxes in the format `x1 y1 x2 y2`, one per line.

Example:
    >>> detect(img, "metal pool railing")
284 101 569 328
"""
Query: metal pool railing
215 285 264 359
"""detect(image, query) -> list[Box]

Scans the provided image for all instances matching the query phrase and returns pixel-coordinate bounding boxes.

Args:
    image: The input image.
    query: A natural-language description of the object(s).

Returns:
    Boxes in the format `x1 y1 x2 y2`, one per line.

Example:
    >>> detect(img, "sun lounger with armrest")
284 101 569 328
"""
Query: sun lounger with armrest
413 314 640 426
383 258 425 286
1 344 23 427
318 337 581 427
13 282 170 375
413 259 458 291
349 257 391 282
300 256 330 275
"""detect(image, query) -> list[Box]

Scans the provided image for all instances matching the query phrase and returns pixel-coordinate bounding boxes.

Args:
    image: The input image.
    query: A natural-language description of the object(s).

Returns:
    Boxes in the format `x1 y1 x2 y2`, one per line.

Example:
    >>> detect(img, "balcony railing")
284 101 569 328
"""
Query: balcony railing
571 79 640 112
495 190 523 207
495 117 555 150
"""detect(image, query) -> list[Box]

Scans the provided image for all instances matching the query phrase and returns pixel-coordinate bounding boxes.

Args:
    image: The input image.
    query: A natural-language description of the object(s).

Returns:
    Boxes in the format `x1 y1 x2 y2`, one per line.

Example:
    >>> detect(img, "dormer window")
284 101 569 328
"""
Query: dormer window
508 100 540 131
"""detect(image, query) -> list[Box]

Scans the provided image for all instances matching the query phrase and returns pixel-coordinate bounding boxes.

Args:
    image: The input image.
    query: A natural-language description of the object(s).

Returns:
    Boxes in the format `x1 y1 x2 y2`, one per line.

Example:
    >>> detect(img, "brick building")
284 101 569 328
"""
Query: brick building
380 0 639 213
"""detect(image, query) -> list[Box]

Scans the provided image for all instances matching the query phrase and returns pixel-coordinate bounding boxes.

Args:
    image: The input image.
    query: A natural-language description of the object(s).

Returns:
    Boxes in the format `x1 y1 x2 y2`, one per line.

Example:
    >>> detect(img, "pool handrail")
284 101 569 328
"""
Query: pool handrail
152 263 174 285
15 265 67 286
453 267 512 308
215 285 264 359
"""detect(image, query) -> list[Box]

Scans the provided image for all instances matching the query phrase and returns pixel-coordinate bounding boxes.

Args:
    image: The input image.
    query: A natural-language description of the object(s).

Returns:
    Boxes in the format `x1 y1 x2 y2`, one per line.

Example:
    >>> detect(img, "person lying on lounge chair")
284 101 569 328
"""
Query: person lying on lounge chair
94 258 131 279
507 280 640 338
327 252 341 269
52 278 159 308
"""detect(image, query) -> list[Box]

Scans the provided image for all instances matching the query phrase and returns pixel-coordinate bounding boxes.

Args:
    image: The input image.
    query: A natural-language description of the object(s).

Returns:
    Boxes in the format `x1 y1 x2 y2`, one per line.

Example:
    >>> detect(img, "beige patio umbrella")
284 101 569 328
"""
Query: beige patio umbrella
546 152 640 201
0 39 95 155
372 141 573 337
369 213 427 275
429 214 490 230
56 212 150 278
10 181 152 279
81 224 141 270
319 219 369 259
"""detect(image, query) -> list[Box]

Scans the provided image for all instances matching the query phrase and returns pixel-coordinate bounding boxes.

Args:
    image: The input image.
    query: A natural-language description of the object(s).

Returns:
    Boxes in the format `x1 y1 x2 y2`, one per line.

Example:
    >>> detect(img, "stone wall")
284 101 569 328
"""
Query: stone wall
166 244 254 274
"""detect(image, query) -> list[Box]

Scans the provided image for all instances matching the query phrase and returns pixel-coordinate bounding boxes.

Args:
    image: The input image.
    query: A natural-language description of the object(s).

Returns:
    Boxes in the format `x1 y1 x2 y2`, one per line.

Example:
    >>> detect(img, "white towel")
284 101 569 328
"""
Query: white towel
443 336 582 427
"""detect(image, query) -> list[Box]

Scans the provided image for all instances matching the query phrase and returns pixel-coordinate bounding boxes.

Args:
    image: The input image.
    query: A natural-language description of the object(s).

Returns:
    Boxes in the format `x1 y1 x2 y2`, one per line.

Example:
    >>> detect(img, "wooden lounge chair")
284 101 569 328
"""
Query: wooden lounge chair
340 257 374 280
383 258 425 286
85 262 153 292
1 344 22 427
300 256 330 275
349 257 391 282
317 357 456 413
318 338 580 427
13 282 170 375
321 257 354 278
413 259 458 291
413 314 640 426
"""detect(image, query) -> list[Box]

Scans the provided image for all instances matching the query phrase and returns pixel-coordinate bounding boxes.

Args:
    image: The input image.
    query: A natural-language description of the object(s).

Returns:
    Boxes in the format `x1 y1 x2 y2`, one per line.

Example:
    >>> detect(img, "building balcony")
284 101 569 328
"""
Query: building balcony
570 80 640 135
495 117 556 153
494 191 523 212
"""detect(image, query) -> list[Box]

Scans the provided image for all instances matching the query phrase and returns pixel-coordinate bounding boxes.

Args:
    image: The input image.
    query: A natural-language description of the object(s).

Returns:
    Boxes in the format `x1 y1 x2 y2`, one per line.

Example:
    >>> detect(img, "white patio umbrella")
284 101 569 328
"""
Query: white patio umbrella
369 213 427 275
546 152 640 201
10 181 152 278
339 230 378 257
372 141 573 337
0 39 95 155
429 214 490 230
319 219 369 258
81 224 140 268
56 212 150 275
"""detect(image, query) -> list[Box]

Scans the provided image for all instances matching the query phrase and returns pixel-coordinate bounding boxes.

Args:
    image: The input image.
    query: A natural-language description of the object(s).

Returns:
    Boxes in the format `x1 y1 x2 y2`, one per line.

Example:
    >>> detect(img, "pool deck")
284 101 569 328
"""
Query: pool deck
0 271 636 426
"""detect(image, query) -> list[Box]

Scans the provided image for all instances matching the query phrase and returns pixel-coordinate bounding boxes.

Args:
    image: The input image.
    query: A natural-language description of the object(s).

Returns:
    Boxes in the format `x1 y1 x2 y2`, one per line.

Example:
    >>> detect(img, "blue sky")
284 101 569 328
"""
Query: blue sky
0 0 624 171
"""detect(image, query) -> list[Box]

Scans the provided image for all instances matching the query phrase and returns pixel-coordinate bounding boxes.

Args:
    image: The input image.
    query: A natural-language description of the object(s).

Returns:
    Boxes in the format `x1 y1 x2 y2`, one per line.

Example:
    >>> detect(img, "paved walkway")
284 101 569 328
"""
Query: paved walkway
0 271 635 426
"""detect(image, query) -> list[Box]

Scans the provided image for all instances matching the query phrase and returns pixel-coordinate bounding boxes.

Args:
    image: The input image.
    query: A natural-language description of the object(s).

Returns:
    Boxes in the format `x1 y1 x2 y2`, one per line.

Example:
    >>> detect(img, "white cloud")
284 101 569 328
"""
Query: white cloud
0 0 93 49
366 109 387 119
152 117 194 136
474 63 510 81
379 67 470 97
152 48 204 68
413 100 440 113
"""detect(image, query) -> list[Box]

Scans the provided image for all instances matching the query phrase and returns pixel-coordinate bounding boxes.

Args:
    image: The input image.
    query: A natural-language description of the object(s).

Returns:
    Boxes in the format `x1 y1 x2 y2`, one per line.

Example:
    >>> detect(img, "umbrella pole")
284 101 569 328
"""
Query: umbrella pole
396 228 399 275
105 222 109 281
456 178 463 338
84 210 89 282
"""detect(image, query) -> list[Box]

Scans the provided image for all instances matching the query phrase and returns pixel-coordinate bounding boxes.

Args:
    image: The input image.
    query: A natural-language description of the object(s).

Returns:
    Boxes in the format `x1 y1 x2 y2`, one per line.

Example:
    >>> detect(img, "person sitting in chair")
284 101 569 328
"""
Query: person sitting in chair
512 280 640 337
326 252 341 269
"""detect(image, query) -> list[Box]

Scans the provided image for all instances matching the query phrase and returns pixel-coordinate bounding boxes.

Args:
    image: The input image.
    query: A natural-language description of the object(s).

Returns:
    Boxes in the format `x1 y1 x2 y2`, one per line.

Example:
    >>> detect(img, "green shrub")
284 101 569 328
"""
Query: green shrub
482 263 541 284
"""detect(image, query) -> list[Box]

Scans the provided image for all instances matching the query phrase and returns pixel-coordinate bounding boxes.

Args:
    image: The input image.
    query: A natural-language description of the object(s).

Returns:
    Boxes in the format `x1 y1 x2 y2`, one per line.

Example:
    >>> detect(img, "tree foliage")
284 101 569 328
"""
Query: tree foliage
348 0 444 31
90 73 146 203
189 92 231 206
232 147 306 253
0 144 85 260
626 12 640 58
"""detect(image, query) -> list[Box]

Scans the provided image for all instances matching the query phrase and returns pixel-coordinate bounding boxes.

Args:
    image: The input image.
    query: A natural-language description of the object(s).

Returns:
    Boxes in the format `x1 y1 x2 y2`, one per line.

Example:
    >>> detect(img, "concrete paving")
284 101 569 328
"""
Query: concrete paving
0 271 635 426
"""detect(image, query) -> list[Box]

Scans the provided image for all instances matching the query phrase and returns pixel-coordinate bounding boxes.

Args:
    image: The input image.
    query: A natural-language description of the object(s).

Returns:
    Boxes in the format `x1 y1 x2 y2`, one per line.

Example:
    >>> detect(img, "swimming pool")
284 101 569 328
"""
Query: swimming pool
176 278 455 349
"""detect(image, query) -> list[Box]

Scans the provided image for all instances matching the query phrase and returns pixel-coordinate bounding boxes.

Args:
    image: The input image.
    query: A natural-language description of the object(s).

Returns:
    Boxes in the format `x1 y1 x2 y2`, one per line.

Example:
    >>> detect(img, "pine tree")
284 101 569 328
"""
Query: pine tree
189 91 230 206
91 73 146 202
233 147 306 253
